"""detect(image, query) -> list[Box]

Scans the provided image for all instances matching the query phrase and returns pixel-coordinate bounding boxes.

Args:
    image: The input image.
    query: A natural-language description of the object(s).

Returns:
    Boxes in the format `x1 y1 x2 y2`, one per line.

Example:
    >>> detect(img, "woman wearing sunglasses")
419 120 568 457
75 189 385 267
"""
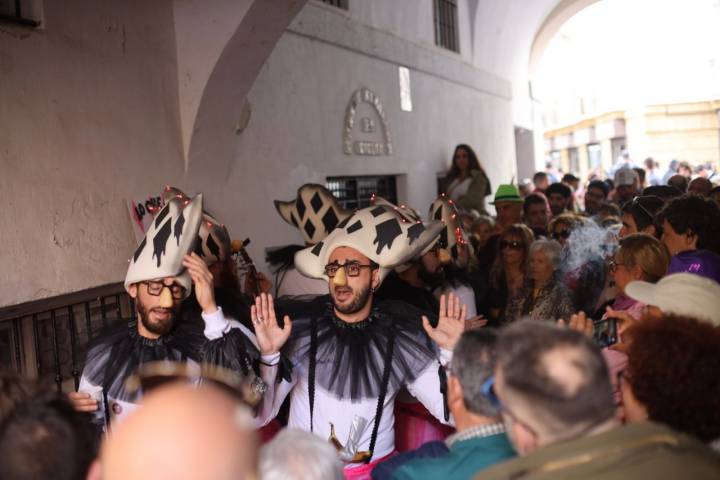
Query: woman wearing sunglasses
486 224 534 325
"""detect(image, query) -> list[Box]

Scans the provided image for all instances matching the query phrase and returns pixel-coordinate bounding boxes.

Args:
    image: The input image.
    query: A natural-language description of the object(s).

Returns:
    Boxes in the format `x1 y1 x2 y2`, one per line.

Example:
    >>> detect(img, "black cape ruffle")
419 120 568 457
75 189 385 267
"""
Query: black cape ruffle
277 295 440 402
82 287 283 403
82 320 198 403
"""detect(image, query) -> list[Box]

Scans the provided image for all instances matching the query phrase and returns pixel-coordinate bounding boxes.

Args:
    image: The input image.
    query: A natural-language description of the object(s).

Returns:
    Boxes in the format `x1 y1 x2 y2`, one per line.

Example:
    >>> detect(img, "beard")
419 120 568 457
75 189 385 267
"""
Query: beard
332 282 373 315
137 298 179 336
418 262 445 288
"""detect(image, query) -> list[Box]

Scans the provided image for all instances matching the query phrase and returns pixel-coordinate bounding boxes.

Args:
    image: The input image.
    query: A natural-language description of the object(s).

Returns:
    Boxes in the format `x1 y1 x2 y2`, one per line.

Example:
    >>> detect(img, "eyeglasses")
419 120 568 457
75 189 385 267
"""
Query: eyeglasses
551 229 571 240
484 375 539 438
500 240 523 250
608 259 625 273
324 261 375 278
141 280 186 300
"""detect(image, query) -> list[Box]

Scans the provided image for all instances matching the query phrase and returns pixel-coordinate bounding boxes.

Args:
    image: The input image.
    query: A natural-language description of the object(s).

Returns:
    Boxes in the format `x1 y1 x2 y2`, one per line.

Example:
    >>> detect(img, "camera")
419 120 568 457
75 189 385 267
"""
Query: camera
593 317 618 348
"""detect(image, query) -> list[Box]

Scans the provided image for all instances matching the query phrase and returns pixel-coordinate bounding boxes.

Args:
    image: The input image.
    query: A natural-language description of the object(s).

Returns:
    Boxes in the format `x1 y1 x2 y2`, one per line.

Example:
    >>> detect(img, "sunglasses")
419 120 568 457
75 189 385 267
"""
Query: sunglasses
551 229 571 240
500 240 523 250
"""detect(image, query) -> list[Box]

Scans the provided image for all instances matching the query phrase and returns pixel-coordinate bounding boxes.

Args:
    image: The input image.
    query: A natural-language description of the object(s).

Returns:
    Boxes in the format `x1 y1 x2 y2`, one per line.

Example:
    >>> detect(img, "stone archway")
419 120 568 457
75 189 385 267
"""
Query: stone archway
178 0 308 178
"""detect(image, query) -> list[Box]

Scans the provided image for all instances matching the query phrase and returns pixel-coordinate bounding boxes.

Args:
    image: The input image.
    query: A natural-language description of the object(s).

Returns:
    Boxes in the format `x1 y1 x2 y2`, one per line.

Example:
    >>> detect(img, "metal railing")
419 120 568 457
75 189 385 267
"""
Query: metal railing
0 284 133 392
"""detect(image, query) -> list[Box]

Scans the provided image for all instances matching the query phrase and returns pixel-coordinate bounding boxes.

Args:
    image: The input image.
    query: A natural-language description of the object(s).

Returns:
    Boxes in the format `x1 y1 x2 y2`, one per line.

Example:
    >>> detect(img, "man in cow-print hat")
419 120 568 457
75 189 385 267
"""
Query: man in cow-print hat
68 192 290 432
373 196 446 315
269 184 353 297
250 200 469 475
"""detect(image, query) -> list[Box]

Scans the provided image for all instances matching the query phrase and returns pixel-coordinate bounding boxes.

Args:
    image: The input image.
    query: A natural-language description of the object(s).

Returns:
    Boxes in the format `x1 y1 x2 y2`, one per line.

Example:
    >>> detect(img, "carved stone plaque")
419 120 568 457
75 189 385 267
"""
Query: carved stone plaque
343 87 393 156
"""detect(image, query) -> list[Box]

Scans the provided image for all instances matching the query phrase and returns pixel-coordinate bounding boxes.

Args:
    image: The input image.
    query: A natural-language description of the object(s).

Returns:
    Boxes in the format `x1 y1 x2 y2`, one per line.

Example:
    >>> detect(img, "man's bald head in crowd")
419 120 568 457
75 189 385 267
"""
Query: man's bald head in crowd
101 384 257 480
494 322 615 454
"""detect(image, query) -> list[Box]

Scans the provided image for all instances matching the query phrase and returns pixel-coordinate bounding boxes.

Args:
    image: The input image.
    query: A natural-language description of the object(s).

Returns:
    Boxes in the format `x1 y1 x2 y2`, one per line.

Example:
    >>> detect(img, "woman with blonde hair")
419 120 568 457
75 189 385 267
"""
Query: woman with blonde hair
486 224 535 325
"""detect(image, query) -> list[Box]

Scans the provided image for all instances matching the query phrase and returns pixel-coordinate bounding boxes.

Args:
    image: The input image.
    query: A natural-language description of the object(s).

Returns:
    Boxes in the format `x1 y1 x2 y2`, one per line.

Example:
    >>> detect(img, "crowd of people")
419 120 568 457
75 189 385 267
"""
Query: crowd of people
1 146 720 479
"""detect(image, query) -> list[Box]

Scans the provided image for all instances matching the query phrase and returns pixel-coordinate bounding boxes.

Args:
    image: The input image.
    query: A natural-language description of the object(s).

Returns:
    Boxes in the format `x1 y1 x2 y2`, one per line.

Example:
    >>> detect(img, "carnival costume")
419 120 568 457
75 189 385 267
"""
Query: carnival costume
267 202 453 472
78 192 285 429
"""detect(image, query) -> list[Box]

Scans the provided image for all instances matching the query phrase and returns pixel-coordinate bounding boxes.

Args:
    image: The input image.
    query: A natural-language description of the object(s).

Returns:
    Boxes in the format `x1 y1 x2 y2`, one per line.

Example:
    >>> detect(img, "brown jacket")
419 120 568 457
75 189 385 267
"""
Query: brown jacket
474 422 720 480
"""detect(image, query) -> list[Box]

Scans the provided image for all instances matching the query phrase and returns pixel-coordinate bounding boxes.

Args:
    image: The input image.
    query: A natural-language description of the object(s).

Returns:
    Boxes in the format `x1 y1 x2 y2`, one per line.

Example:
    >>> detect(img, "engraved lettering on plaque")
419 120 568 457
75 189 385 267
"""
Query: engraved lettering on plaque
343 87 393 156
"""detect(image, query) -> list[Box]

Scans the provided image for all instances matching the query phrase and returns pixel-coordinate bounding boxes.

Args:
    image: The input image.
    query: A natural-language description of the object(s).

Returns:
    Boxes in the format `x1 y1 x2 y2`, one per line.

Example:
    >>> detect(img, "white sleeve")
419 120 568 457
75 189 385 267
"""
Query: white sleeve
405 348 455 426
205 315 295 428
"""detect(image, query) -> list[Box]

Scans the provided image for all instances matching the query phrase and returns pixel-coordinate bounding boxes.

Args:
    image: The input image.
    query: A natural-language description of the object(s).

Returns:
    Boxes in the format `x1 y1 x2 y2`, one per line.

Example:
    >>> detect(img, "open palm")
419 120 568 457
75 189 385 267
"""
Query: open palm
251 293 292 355
422 292 467 351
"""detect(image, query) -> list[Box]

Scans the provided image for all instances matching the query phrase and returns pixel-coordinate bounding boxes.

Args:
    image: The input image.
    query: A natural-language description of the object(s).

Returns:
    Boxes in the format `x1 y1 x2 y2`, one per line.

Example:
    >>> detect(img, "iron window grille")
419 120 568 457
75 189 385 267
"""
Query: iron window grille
326 175 398 210
433 0 459 52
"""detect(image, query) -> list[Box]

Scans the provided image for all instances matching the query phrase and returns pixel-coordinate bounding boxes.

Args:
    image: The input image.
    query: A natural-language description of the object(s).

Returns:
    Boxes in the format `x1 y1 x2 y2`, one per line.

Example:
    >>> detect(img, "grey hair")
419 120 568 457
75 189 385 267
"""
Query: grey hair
450 329 499 417
528 238 562 270
471 215 495 230
260 429 343 480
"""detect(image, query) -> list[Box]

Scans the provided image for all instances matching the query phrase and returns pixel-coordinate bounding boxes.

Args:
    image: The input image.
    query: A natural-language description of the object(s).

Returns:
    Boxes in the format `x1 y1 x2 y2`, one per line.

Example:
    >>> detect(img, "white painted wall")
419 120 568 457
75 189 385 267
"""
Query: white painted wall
0 0 185 307
1 0 554 308
190 2 515 269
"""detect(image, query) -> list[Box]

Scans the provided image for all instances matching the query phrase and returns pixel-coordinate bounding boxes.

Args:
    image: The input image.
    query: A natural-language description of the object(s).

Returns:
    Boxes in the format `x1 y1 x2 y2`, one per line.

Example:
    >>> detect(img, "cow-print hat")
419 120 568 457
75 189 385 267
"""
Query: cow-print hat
429 195 468 265
124 194 203 297
163 186 231 266
294 199 444 281
274 184 353 245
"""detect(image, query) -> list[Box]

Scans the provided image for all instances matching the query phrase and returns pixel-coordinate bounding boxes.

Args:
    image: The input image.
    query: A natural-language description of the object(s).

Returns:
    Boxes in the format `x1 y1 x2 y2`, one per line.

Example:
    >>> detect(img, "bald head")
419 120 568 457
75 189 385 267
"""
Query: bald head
496 322 615 445
102 384 257 480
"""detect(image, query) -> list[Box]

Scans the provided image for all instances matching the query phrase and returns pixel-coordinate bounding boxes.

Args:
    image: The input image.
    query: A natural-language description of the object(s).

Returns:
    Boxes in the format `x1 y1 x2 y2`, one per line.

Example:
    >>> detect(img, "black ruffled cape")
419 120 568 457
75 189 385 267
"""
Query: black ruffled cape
277 295 440 402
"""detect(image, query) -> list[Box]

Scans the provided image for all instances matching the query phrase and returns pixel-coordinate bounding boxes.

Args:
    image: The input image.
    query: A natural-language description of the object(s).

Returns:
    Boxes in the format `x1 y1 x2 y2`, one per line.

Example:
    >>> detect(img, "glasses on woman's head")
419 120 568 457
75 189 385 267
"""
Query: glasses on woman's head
141 280 186 300
324 261 374 278
629 196 655 222
500 240 523 251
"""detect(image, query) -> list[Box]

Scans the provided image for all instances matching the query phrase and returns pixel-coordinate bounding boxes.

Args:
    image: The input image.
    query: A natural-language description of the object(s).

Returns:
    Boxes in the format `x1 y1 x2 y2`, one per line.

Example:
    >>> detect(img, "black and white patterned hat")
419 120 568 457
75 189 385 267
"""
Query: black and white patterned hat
294 199 444 281
163 186 231 266
124 194 203 297
429 195 468 264
274 184 353 245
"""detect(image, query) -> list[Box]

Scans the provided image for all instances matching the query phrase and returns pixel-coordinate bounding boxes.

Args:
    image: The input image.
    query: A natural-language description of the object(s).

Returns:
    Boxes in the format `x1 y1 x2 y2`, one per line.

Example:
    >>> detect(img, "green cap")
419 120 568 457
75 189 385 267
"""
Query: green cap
490 184 522 205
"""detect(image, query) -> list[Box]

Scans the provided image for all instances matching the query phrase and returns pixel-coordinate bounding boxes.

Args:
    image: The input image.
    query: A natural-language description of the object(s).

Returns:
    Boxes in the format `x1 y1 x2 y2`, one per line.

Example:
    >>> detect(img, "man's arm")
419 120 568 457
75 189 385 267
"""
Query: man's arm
405 349 455 426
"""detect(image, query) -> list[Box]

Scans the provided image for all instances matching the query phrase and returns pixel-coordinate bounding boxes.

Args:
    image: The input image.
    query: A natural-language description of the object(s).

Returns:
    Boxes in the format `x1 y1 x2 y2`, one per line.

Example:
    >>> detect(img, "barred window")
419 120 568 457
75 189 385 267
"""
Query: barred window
0 0 41 27
326 175 397 210
319 0 348 10
433 0 459 52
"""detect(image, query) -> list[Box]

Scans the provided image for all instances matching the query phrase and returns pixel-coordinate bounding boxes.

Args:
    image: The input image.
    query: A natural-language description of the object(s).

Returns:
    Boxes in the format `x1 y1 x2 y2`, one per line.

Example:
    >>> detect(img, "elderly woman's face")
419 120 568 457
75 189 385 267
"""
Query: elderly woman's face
529 249 554 285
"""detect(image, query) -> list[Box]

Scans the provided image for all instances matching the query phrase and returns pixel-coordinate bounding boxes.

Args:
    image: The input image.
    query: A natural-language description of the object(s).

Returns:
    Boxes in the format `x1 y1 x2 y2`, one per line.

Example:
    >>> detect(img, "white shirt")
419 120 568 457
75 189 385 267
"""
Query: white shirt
268 345 453 467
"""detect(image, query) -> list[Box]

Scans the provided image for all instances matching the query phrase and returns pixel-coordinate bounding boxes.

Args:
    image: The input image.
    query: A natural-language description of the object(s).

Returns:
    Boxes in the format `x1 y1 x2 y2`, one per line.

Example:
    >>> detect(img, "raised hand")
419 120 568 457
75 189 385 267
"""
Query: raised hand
422 293 467 351
182 253 217 314
251 293 292 355
558 311 594 338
